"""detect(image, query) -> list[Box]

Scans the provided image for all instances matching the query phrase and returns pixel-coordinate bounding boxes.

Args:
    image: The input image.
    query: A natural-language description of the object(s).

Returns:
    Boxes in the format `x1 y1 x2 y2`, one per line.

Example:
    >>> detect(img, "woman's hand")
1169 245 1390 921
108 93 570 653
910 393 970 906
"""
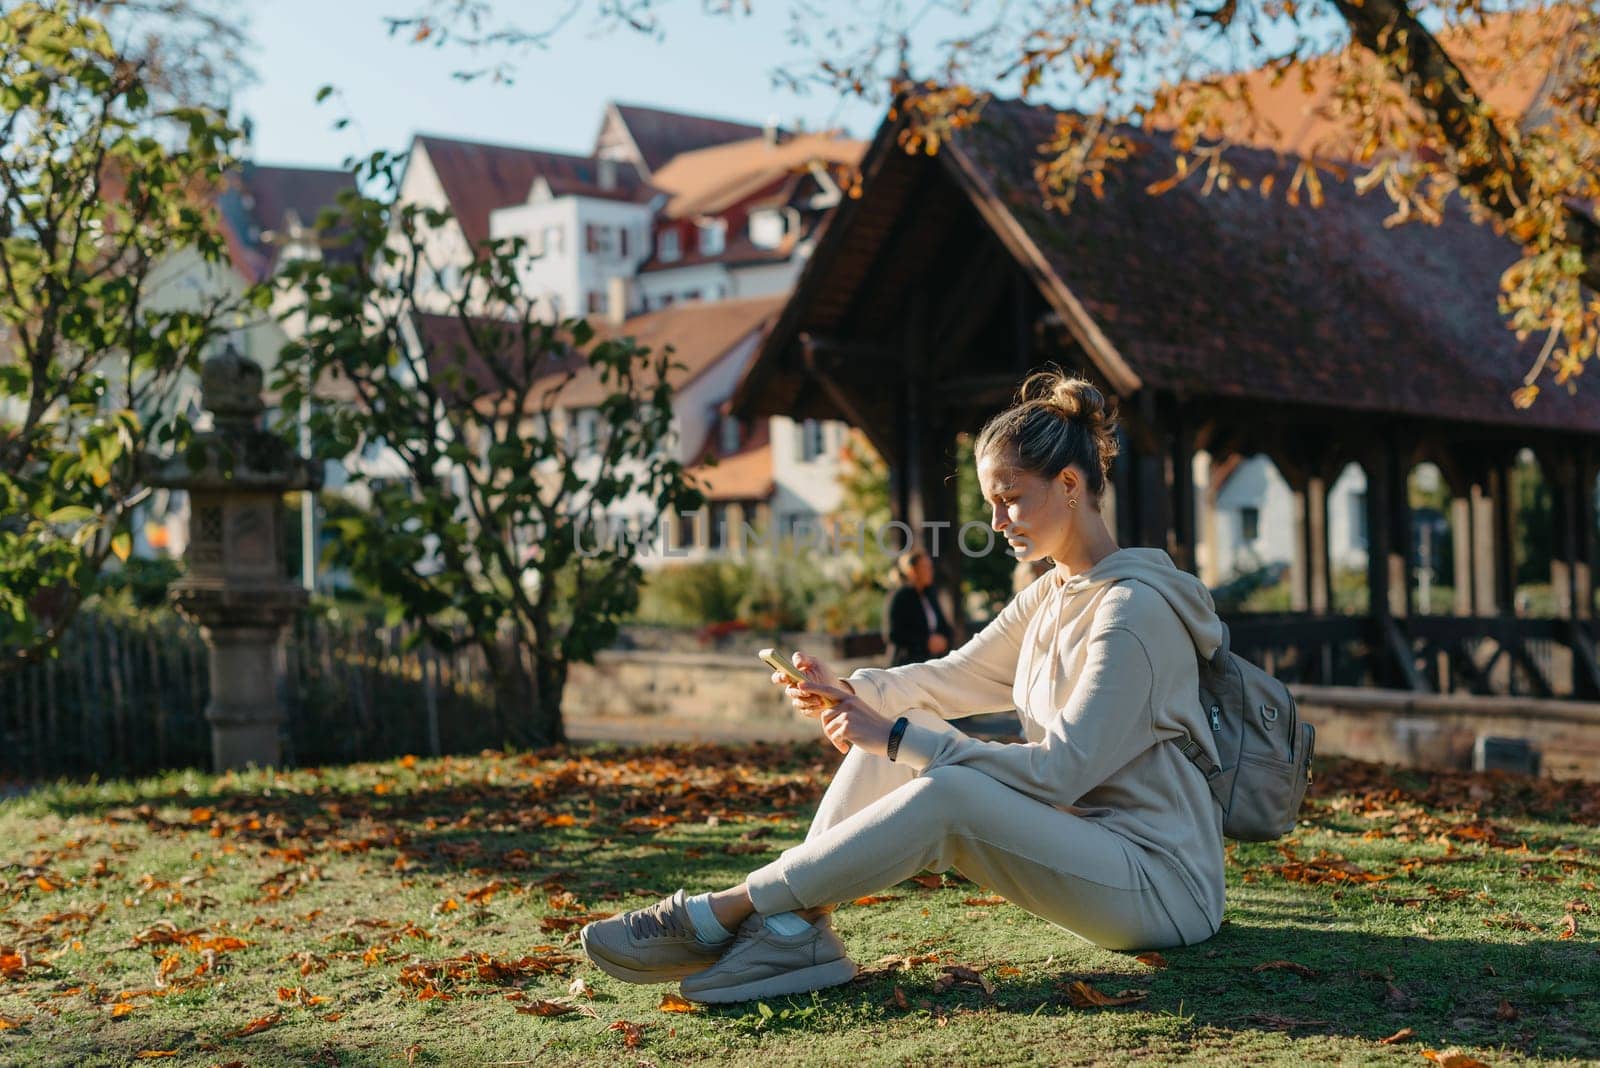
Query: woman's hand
792 679 897 758
775 651 850 720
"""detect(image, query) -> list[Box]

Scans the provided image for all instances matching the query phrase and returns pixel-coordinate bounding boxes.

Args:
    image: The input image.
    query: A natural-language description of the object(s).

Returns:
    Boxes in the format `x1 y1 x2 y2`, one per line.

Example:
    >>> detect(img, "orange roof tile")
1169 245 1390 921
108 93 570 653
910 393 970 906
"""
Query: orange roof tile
685 440 775 501
648 133 865 219
1148 6 1582 161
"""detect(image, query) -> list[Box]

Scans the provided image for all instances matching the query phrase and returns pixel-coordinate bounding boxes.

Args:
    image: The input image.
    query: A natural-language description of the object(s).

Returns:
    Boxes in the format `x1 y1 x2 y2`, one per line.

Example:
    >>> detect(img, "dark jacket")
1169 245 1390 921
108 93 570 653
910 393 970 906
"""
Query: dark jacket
884 582 956 667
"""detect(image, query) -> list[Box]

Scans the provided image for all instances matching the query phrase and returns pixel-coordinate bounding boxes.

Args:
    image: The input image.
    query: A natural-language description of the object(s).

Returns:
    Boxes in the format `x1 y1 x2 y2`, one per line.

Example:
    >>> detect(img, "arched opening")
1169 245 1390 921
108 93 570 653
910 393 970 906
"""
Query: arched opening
1328 461 1369 615
1407 462 1455 615
1512 448 1553 617
1207 453 1293 613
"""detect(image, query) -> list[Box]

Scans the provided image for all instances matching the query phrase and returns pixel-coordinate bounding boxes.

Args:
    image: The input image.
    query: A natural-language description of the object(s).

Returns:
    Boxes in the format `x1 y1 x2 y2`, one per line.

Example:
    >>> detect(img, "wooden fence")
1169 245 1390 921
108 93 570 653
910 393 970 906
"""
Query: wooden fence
0 611 510 779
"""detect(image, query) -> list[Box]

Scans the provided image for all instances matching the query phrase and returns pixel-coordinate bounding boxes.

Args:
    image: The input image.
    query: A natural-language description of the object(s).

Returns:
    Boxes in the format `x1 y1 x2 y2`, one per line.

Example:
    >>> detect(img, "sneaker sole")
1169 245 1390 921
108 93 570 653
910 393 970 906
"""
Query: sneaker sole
680 958 859 1004
579 924 715 985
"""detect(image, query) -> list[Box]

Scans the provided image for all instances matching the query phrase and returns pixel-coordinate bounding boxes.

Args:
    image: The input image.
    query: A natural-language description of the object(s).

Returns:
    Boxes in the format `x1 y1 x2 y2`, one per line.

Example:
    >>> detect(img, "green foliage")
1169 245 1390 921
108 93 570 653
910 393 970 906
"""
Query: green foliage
633 560 751 627
0 1 244 672
1512 454 1552 587
272 154 706 741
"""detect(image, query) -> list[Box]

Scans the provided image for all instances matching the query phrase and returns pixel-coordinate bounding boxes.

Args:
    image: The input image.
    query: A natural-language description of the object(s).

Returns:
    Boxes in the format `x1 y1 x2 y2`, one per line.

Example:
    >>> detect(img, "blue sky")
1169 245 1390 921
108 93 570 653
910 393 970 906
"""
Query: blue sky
234 1 911 169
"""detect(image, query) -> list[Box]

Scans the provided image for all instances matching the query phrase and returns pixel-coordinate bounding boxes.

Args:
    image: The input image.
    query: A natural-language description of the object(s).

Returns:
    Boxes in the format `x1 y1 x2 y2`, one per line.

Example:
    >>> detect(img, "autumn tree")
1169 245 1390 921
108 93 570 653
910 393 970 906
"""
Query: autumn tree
271 153 708 746
389 0 1600 404
0 0 245 673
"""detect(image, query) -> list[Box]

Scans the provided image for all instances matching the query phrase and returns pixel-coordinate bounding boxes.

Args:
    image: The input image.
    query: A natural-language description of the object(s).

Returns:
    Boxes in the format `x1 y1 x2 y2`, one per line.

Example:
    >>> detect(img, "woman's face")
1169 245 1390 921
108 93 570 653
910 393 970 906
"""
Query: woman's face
912 553 934 587
976 448 1077 562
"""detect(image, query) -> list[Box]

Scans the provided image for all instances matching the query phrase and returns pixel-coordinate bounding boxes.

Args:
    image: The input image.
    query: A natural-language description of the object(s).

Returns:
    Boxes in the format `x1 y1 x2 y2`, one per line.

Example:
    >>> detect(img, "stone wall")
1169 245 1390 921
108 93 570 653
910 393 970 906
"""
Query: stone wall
563 652 1600 781
1293 686 1600 781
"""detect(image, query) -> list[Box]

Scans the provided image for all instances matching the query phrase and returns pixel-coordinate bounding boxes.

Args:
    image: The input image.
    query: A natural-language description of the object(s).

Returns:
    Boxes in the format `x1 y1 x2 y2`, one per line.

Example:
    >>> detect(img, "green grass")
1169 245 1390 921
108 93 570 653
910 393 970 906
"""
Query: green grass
2 745 1597 1067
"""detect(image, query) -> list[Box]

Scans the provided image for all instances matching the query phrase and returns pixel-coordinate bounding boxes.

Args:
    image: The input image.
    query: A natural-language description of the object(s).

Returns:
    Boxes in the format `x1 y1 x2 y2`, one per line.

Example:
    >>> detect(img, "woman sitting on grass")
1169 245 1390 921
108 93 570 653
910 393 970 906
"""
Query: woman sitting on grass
580 366 1228 1004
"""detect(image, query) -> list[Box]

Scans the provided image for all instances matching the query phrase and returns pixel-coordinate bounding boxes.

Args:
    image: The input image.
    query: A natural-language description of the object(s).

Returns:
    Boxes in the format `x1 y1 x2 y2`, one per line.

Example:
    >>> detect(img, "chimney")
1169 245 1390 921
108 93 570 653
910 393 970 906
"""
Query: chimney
763 114 779 147
607 275 631 326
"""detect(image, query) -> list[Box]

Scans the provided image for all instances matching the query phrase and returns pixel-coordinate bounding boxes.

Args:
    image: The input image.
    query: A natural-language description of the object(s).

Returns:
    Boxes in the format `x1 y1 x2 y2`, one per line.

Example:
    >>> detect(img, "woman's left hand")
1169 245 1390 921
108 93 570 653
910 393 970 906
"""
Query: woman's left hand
792 679 897 757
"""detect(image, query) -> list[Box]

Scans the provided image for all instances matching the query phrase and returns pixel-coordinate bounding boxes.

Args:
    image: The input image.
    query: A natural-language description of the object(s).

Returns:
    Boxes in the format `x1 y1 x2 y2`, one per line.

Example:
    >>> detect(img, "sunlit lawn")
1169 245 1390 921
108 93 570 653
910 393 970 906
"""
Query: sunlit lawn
2 743 1597 1066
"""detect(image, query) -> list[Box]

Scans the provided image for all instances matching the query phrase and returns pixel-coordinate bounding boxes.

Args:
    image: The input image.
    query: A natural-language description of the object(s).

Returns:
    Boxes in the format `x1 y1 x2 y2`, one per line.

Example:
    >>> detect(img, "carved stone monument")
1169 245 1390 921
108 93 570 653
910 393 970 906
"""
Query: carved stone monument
148 345 321 770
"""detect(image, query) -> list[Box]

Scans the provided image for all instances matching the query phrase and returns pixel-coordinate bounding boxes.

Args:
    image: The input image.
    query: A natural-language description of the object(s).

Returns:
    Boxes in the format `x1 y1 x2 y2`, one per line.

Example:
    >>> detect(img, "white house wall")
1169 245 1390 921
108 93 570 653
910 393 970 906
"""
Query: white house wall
394 145 475 315
634 263 732 310
1211 454 1369 582
727 260 799 298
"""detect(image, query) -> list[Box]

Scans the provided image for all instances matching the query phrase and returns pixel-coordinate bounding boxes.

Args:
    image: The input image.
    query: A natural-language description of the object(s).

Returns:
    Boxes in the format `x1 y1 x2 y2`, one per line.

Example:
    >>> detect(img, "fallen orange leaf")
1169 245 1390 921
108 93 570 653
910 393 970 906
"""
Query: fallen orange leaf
608 1020 648 1048
0 1013 32 1030
658 993 697 1013
1422 1051 1491 1068
134 1052 179 1060
963 896 1008 907
1134 952 1169 969
229 1012 282 1037
851 894 899 906
1379 1027 1416 1044
111 1003 137 1018
515 1000 576 1017
1253 959 1318 977
1062 980 1148 1008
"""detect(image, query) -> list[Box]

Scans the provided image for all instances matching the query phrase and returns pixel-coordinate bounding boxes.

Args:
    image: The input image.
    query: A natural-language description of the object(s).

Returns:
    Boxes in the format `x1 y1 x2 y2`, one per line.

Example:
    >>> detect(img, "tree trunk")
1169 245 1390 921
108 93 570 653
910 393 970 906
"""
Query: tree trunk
483 630 566 748
530 653 567 747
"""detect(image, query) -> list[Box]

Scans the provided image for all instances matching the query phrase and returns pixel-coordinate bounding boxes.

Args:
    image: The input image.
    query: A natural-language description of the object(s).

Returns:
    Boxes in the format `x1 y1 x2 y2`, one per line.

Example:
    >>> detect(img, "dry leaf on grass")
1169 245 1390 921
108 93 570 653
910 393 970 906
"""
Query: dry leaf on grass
1422 1050 1491 1068
1495 999 1518 1021
0 1013 33 1030
133 1053 178 1060
1134 952 1168 969
608 1020 648 1048
1252 960 1318 977
885 986 910 1009
228 1012 282 1037
909 874 943 890
1061 980 1148 1008
658 993 698 1013
515 1000 575 1017
1379 1027 1416 1044
963 896 1007 907
851 894 899 906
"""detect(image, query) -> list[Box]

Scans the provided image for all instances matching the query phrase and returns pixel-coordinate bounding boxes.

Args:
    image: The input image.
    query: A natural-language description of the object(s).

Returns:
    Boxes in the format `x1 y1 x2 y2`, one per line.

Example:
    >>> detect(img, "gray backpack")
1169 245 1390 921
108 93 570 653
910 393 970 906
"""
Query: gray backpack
1172 623 1315 841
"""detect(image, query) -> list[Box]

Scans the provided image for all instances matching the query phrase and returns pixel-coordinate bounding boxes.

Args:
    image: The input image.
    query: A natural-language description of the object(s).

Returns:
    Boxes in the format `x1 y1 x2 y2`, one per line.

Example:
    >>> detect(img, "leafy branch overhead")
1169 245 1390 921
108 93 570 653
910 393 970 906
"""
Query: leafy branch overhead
388 0 1600 404
0 0 249 674
272 153 708 744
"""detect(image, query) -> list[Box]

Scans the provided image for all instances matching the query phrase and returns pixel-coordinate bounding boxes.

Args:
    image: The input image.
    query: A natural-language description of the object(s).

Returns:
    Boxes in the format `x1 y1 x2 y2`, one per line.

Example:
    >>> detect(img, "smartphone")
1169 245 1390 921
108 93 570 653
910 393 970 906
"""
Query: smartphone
758 647 810 687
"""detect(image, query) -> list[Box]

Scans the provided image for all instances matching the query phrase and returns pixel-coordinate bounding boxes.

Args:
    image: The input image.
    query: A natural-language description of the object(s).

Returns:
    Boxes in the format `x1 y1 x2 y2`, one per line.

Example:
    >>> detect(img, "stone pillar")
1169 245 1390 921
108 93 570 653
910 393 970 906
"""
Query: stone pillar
147 345 320 771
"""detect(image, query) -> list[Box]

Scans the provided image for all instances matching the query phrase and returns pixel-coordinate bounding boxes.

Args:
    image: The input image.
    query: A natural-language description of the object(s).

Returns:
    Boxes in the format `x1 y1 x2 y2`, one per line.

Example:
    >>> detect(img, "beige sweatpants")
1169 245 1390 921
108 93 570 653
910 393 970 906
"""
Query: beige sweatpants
744 708 1217 951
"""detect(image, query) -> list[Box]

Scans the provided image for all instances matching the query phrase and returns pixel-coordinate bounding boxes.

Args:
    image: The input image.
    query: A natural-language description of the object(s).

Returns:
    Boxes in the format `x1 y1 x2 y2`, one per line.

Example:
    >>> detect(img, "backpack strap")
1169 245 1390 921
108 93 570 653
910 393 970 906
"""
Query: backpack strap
1174 732 1222 781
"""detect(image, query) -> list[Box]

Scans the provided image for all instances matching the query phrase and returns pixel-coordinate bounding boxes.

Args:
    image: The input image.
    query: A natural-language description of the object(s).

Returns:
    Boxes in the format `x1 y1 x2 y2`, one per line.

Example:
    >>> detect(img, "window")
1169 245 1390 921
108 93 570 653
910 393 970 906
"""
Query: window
585 223 614 256
587 291 605 314
683 289 701 302
698 218 726 256
719 417 740 454
619 228 630 258
748 209 785 249
569 408 600 456
1240 506 1260 543
798 419 825 462
1351 491 1369 548
707 502 728 550
658 229 681 262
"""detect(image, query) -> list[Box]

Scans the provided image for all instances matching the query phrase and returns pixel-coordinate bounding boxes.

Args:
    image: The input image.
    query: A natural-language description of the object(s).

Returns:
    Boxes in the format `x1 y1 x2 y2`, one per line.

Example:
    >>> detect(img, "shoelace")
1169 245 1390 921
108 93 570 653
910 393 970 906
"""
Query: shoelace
625 898 690 940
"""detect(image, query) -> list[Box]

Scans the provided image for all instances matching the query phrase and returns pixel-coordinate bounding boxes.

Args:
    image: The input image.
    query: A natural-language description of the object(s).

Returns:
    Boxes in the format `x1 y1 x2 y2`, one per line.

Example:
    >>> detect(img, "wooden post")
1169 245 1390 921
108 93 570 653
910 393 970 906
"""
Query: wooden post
1469 465 1499 616
1167 406 1196 573
1551 452 1578 619
1291 474 1331 614
1490 458 1517 614
1366 450 1393 625
1112 430 1136 548
1579 453 1597 619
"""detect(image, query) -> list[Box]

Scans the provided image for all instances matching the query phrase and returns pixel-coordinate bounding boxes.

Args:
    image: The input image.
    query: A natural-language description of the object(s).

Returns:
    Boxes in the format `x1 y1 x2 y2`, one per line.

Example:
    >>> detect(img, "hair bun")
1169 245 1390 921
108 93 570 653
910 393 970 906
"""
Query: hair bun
1017 367 1105 424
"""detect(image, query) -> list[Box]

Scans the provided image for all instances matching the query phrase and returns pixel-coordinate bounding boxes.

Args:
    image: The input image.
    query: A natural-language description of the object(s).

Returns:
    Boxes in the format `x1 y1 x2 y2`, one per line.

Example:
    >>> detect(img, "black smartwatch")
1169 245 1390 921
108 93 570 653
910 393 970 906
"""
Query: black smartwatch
886 716 910 762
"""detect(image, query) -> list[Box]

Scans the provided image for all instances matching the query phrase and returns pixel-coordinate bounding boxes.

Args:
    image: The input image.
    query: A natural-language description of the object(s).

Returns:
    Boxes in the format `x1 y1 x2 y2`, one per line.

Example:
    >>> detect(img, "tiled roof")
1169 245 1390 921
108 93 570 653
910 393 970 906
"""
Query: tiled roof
685 439 775 501
214 163 356 282
648 132 865 219
610 103 766 175
417 294 786 412
945 97 1600 433
1147 6 1583 160
413 134 651 249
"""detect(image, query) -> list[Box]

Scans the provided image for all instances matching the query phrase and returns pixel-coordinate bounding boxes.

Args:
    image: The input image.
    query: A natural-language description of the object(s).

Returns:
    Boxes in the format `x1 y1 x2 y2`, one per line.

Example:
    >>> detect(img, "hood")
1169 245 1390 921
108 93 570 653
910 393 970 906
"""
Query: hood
1053 547 1226 662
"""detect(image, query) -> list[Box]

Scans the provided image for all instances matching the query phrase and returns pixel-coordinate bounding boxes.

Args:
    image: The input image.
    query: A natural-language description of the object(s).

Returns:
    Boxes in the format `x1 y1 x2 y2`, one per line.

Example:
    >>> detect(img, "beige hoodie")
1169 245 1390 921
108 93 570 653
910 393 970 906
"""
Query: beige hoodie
844 547 1228 930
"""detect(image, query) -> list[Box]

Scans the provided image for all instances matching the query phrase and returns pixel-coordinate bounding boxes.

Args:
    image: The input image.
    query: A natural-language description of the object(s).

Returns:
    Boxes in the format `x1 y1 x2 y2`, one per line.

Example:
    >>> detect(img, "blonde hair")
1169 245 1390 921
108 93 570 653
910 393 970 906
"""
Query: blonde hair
974 364 1119 500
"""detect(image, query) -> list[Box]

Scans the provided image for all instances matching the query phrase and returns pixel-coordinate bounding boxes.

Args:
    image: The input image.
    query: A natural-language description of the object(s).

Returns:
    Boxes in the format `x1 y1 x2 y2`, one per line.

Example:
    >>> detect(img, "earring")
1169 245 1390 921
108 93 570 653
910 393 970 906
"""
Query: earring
1067 498 1078 508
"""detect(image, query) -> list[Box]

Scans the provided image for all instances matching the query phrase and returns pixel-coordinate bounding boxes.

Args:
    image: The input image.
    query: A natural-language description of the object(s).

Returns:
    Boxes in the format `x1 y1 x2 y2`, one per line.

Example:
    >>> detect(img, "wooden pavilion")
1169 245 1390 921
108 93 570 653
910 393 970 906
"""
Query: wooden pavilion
731 96 1600 698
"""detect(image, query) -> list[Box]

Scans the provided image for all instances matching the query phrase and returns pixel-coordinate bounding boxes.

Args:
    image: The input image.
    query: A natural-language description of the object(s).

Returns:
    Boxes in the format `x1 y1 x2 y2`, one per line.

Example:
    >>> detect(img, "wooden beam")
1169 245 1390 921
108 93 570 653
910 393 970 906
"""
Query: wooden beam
1490 458 1516 615
801 337 899 466
1167 403 1196 573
